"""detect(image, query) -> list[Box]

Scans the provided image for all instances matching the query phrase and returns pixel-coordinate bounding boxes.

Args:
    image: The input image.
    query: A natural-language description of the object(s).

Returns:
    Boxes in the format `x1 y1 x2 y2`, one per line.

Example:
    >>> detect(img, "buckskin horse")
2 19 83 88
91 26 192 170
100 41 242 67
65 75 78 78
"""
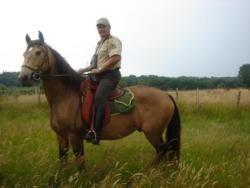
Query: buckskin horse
18 31 181 165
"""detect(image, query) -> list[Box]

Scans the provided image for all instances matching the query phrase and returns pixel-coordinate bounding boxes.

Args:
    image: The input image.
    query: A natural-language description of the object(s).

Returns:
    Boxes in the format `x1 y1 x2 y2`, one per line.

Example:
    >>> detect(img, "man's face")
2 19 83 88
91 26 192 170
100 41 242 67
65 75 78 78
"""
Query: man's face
97 24 110 38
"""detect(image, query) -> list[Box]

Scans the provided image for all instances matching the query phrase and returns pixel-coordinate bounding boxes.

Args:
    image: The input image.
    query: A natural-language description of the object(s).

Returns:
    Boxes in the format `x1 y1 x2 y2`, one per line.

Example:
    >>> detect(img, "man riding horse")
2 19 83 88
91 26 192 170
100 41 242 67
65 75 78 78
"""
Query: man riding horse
78 18 122 145
19 30 180 164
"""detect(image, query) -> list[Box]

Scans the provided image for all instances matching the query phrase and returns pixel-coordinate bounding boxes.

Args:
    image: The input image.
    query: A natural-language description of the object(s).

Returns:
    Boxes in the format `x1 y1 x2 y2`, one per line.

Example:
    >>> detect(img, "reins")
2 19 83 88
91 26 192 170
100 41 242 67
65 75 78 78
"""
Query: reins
32 72 88 81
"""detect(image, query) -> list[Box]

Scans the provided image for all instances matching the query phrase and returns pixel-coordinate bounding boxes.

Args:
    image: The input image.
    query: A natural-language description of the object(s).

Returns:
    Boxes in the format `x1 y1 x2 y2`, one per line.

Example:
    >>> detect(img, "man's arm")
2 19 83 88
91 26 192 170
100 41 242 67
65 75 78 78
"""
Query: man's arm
100 55 121 71
78 65 92 73
91 55 121 74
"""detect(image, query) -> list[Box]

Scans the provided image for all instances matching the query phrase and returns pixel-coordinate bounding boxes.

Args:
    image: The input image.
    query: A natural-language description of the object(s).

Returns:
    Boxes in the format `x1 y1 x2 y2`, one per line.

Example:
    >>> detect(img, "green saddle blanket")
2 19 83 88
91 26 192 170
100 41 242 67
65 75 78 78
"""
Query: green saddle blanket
111 88 135 115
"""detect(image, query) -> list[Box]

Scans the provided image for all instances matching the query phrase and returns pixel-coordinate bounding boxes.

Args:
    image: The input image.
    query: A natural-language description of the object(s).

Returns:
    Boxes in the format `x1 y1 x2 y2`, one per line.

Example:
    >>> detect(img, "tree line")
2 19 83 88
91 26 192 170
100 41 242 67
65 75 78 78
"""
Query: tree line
0 72 20 89
120 75 240 90
1 64 249 90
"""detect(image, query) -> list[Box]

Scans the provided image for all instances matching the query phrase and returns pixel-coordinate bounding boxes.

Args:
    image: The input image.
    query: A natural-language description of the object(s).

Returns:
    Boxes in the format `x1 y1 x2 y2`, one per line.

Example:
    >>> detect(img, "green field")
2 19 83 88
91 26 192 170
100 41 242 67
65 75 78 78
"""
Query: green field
0 90 250 187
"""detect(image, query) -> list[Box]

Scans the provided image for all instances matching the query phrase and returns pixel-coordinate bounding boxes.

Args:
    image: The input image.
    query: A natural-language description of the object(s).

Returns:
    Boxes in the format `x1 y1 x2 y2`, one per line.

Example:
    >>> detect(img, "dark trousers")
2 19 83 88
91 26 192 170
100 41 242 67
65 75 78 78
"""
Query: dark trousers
94 69 121 108
86 69 121 144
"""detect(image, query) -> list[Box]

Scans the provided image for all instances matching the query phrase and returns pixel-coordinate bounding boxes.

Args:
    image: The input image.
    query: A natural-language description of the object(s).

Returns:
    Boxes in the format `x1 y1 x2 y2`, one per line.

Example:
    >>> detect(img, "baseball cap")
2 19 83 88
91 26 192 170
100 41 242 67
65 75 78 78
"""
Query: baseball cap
96 17 110 27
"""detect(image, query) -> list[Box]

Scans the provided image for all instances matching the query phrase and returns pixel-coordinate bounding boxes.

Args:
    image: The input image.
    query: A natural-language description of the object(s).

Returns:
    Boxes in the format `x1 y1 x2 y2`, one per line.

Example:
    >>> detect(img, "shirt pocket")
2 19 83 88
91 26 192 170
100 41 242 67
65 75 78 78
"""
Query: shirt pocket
98 46 108 59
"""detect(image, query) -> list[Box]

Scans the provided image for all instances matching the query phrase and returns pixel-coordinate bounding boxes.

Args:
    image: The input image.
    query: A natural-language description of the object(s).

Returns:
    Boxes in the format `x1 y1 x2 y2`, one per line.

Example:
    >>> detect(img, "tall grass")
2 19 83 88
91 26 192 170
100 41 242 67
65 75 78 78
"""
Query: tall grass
0 89 249 187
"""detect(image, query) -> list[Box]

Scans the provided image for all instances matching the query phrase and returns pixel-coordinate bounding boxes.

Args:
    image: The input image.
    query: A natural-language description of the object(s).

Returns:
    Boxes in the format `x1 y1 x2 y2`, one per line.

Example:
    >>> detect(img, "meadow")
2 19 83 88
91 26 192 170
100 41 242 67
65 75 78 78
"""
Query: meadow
0 88 249 187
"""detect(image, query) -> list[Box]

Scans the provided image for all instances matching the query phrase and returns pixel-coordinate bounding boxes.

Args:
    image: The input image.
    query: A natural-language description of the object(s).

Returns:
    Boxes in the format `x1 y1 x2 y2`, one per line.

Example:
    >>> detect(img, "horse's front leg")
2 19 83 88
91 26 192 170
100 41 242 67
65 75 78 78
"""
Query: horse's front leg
69 133 85 168
56 134 69 162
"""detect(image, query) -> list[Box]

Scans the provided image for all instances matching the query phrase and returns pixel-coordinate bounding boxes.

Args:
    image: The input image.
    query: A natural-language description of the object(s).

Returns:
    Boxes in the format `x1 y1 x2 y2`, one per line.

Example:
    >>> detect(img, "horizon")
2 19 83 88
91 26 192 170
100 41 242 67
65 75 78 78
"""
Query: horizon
0 70 241 79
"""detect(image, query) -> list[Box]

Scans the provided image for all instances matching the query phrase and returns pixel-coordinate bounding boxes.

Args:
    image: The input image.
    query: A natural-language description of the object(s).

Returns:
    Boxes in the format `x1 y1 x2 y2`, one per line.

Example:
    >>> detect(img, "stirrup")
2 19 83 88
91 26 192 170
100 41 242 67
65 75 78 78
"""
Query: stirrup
85 129 96 142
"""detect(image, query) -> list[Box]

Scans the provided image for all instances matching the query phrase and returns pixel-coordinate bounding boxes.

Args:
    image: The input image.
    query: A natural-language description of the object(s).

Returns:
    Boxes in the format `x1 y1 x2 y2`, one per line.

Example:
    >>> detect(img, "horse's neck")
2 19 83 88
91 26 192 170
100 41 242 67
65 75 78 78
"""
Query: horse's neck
43 78 78 108
42 50 80 108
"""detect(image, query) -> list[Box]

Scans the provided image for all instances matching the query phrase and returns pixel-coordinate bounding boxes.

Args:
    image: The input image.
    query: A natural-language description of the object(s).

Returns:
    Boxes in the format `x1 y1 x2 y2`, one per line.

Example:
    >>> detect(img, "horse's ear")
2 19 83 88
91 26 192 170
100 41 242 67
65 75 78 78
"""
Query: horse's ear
38 31 44 43
25 34 31 45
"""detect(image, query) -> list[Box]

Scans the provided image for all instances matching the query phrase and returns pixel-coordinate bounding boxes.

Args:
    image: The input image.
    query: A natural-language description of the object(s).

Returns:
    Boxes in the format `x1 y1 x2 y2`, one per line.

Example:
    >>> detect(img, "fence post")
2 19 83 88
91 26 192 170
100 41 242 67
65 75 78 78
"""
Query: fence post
196 88 200 111
15 90 18 104
175 88 179 103
236 90 241 109
37 86 41 105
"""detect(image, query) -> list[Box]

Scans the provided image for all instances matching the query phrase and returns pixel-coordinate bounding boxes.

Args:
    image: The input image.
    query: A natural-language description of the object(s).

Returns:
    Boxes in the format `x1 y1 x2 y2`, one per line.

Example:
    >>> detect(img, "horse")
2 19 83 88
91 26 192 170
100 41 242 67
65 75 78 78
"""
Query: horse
18 31 181 166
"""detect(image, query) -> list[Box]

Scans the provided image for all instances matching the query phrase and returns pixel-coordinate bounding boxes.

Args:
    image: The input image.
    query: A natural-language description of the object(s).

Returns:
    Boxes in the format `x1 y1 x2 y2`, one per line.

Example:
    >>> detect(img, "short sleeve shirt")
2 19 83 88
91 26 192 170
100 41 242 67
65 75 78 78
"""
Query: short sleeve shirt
95 35 122 70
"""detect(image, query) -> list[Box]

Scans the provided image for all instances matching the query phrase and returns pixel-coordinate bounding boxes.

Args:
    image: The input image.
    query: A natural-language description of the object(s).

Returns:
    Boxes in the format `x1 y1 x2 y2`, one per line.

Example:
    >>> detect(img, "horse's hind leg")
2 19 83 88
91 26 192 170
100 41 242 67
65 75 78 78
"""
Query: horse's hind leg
56 134 69 161
69 133 84 167
143 130 165 161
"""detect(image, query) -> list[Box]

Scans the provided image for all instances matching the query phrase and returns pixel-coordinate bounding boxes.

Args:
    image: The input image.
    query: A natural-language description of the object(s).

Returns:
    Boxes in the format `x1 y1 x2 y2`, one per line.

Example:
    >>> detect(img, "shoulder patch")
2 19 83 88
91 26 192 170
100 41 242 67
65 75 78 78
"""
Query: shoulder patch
111 43 117 49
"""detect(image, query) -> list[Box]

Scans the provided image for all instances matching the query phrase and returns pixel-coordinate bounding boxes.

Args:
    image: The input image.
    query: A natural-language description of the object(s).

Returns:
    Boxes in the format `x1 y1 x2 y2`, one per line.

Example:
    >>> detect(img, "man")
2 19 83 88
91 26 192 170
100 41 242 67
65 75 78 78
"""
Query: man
79 17 122 145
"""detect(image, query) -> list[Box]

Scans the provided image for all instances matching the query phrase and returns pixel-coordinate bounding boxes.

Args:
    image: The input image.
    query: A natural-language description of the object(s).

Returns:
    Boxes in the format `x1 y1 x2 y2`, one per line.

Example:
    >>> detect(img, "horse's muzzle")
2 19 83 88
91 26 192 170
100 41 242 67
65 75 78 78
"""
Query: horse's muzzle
18 73 33 86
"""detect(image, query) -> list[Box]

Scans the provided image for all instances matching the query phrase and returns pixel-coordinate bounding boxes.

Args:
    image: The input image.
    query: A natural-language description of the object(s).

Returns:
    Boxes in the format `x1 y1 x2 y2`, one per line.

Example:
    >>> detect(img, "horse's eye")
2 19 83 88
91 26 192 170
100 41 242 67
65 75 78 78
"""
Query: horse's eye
35 51 41 56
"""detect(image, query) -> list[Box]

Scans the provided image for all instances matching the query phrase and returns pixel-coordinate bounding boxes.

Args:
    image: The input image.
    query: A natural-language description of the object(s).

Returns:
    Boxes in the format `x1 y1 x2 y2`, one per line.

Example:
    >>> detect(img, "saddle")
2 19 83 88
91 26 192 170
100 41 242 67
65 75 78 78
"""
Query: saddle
80 77 126 127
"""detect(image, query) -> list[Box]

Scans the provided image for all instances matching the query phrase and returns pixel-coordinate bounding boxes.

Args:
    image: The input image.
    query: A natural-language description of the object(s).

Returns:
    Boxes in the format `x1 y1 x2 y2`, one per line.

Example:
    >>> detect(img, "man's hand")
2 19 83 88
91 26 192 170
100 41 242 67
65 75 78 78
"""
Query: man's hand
90 68 101 74
78 68 85 73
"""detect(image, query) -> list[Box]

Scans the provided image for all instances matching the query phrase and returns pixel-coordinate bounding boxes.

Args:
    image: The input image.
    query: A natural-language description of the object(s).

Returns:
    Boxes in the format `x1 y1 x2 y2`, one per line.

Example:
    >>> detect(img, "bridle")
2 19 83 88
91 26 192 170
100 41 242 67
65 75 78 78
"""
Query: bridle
21 45 50 80
22 45 84 81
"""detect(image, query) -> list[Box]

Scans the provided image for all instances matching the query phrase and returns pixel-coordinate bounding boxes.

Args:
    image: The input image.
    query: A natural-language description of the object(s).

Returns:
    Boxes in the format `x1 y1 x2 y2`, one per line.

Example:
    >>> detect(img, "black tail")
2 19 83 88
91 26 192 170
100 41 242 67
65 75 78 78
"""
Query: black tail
165 95 181 160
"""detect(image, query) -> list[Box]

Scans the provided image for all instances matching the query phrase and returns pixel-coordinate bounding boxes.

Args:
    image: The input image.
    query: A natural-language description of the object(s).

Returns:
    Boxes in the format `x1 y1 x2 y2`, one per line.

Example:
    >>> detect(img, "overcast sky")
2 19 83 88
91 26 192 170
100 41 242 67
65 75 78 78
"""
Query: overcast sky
0 0 249 77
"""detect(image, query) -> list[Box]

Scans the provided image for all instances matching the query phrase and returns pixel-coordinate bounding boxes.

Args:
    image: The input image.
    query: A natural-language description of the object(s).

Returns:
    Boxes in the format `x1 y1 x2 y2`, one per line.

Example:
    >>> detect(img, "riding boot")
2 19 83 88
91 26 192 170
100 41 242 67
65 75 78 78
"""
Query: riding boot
92 107 105 145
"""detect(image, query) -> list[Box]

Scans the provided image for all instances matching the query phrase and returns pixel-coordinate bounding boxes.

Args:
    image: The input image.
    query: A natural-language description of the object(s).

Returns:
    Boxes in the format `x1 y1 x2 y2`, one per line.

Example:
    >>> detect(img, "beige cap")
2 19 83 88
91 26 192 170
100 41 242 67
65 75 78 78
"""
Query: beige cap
96 17 110 27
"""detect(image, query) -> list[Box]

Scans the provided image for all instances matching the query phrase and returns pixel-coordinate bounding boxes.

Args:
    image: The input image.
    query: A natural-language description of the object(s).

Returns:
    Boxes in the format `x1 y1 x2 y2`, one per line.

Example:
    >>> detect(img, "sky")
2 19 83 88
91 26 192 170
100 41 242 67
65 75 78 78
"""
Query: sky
0 0 249 77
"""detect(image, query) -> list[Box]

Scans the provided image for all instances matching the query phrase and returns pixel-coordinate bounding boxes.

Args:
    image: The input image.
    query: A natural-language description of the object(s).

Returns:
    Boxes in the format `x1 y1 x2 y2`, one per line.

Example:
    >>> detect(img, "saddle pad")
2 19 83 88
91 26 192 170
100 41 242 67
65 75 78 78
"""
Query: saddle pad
110 88 135 115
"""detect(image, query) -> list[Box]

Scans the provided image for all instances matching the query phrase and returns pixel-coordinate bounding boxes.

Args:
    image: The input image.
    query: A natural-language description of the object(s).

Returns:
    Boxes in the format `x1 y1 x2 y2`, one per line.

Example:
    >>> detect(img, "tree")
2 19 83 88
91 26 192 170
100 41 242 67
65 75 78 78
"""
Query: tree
0 72 20 86
238 64 250 87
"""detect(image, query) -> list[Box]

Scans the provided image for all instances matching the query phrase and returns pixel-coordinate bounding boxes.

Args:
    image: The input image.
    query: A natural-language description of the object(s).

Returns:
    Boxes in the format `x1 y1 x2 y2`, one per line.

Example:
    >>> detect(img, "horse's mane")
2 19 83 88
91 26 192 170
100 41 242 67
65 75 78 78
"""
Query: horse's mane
48 46 81 90
27 40 82 90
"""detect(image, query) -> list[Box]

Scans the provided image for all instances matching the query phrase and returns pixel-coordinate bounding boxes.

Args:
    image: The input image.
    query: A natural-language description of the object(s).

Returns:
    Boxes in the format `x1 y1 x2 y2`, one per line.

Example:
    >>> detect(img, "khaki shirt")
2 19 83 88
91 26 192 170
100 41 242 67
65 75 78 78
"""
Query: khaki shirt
95 35 122 70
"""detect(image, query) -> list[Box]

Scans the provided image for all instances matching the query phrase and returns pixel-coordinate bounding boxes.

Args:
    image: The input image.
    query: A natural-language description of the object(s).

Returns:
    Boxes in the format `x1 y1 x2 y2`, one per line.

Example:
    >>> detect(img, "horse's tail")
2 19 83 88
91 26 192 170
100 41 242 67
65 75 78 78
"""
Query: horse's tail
164 95 181 161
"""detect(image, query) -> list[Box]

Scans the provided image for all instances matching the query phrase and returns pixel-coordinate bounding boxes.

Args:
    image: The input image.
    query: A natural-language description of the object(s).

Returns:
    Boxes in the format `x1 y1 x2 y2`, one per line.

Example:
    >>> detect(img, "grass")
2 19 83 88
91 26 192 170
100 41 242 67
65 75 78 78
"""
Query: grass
0 89 250 187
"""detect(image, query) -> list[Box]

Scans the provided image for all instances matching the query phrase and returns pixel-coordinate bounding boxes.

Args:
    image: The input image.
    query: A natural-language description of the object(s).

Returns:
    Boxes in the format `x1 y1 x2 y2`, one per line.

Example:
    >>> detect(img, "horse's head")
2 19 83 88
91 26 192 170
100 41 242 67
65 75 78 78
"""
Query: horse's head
18 31 51 86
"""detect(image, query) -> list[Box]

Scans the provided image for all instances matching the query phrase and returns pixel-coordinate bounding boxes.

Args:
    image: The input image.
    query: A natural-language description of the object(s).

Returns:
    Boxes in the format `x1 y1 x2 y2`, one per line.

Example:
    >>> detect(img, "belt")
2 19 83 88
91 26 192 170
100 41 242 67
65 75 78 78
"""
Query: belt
105 67 120 72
